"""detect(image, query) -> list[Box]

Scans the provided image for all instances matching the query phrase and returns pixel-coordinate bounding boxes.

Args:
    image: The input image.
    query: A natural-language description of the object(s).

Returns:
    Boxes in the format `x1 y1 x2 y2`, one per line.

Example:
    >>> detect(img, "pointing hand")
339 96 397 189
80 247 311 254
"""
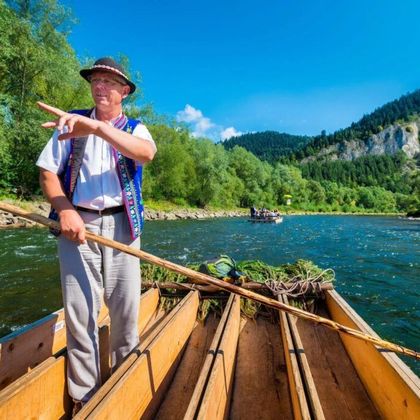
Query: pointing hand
37 101 99 140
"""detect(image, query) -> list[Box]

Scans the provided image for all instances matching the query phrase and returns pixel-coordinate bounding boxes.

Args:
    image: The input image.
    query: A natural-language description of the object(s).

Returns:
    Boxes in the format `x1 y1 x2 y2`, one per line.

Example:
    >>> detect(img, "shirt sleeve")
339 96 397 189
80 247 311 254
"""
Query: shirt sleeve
36 130 71 175
132 123 157 154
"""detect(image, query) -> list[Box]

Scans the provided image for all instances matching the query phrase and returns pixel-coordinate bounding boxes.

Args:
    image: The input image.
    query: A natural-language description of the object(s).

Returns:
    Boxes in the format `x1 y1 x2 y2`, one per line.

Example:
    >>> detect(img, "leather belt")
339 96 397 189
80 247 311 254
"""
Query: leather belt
75 205 125 216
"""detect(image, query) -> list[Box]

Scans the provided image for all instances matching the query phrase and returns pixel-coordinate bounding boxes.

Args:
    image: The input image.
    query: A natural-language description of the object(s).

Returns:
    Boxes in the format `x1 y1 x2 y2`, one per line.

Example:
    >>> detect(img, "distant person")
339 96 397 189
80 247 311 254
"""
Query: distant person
36 57 156 413
250 206 257 218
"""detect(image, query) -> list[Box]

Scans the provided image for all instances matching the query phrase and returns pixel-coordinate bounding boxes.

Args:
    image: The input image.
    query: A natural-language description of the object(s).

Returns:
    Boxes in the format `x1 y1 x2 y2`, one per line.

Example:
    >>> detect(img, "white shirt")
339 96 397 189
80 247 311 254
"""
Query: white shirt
36 109 156 210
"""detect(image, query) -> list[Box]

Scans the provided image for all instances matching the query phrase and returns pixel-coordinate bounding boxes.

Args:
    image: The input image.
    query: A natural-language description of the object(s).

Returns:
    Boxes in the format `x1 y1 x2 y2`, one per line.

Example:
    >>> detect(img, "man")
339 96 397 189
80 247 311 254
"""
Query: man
36 57 156 408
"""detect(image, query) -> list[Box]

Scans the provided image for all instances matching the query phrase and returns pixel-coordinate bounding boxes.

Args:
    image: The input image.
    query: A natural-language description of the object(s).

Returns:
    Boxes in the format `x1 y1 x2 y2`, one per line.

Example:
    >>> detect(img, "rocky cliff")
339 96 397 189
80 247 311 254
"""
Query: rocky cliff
303 121 420 163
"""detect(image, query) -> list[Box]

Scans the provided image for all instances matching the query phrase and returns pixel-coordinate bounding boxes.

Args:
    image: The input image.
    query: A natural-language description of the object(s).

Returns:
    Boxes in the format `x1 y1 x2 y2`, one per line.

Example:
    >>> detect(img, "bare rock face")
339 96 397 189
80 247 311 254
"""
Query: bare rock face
363 123 419 158
303 121 420 163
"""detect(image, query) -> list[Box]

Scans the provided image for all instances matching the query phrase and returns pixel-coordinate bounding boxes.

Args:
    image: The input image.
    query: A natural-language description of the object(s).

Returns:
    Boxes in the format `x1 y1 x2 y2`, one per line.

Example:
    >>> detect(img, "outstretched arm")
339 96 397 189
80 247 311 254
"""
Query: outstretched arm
37 101 156 163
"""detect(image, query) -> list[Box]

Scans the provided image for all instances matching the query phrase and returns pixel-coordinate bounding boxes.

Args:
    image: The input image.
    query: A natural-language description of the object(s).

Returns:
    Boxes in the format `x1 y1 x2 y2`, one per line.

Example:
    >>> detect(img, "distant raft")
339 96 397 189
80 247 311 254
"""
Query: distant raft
248 215 283 223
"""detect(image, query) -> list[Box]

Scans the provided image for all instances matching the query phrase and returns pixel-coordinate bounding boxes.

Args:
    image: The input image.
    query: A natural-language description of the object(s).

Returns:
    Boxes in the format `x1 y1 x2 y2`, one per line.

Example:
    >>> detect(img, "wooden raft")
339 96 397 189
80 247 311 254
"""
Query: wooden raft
0 289 419 419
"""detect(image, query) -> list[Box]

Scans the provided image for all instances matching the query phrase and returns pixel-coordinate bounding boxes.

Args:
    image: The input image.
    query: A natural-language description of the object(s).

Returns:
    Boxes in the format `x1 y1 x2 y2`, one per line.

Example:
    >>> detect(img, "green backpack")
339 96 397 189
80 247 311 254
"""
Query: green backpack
198 255 243 280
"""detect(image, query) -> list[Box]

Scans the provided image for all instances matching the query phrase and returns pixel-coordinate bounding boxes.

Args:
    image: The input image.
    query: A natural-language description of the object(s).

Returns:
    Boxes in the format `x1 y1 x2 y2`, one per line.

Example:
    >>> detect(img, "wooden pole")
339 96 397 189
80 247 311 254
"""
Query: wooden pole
0 202 419 360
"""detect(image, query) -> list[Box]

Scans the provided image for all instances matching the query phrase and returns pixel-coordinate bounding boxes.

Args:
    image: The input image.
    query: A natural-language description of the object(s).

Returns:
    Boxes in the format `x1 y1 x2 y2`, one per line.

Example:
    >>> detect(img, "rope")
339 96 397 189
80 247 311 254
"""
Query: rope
265 268 335 298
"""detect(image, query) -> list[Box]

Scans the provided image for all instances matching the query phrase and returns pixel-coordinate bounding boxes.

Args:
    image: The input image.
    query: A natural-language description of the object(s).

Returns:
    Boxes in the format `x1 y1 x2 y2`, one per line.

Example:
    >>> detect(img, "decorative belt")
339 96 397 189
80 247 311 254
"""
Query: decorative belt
75 205 125 216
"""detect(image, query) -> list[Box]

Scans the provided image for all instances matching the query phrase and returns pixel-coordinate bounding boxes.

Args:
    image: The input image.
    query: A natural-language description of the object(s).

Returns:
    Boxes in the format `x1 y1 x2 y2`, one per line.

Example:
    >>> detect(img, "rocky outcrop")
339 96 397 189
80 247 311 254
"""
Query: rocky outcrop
303 121 420 163
145 208 246 220
0 203 50 228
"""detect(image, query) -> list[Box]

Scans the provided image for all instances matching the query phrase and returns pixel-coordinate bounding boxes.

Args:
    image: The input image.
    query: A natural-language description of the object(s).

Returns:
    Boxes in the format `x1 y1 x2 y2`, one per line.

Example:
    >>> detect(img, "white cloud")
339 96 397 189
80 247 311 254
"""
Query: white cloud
176 104 242 141
176 104 204 123
220 127 242 141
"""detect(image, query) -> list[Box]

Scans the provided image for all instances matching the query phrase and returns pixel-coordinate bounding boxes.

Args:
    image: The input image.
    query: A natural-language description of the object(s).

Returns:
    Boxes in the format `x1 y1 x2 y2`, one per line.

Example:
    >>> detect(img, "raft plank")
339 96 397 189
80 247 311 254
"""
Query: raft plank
154 315 219 420
183 294 237 419
98 288 159 383
0 289 160 419
84 291 200 419
197 294 241 419
99 323 111 384
0 356 69 419
0 287 158 391
0 357 56 401
279 296 312 420
75 308 169 419
326 290 420 420
0 332 108 420
75 295 186 419
0 308 65 390
0 304 108 390
138 288 160 333
282 295 325 420
296 299 380 420
229 316 294 420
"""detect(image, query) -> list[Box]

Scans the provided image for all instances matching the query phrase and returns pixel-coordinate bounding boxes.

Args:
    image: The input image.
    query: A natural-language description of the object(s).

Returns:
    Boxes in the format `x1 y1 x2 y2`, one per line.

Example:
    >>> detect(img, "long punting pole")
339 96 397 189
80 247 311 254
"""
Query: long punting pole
1 202 419 360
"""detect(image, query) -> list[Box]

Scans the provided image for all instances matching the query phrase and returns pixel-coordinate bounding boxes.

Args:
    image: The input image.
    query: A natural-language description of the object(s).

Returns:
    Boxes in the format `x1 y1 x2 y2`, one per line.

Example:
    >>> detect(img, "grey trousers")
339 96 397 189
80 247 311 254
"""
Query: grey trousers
58 210 141 402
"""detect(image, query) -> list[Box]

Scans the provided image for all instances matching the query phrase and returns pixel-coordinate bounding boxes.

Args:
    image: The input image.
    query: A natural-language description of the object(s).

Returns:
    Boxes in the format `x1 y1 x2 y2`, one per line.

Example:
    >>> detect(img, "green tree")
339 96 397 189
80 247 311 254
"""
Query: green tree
0 0 92 195
228 146 275 207
271 163 308 205
145 125 195 202
189 140 230 207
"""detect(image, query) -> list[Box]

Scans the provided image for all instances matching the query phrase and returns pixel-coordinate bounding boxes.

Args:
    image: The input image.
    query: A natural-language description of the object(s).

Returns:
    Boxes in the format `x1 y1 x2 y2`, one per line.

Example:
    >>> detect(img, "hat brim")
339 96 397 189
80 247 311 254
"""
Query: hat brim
80 68 136 94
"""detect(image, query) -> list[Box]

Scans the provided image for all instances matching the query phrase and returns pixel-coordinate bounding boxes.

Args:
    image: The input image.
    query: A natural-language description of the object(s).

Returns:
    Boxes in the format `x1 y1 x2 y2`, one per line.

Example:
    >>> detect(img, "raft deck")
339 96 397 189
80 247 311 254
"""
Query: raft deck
0 288 419 419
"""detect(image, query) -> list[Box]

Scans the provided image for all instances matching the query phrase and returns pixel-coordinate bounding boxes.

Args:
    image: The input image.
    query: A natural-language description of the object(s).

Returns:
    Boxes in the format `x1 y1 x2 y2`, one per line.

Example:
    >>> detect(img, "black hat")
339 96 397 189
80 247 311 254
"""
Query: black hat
80 57 136 94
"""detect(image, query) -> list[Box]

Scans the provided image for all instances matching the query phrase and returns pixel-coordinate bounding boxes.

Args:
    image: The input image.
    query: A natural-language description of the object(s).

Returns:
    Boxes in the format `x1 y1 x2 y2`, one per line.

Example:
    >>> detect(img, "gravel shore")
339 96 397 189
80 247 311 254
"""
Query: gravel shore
0 203 247 228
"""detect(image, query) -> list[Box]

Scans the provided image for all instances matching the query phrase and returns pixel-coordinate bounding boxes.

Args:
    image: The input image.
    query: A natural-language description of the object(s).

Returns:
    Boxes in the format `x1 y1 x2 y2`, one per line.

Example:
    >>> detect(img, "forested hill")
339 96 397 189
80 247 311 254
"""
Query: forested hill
222 131 312 162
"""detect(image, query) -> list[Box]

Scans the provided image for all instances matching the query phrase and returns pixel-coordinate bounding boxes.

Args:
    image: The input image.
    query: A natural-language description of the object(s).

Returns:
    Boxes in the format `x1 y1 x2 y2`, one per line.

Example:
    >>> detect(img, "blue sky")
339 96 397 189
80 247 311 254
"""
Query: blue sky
62 0 420 140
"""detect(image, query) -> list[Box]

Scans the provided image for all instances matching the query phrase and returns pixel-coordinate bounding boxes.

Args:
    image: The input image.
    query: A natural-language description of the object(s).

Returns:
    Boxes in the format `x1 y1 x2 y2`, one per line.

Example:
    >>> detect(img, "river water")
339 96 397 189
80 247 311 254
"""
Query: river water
0 215 419 374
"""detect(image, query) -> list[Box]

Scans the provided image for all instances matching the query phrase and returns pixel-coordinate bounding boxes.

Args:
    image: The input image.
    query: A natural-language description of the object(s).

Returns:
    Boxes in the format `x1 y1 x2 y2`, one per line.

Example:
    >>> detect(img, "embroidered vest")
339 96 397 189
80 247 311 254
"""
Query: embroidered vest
49 109 144 239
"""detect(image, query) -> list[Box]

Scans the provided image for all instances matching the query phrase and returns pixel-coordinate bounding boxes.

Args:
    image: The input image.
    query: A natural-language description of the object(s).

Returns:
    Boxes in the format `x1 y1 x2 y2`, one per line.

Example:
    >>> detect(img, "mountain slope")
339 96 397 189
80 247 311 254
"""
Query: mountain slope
222 131 312 162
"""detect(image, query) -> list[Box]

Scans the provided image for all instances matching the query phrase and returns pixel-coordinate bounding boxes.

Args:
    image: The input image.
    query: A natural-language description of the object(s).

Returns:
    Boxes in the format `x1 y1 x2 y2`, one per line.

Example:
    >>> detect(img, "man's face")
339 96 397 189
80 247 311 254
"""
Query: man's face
89 71 130 109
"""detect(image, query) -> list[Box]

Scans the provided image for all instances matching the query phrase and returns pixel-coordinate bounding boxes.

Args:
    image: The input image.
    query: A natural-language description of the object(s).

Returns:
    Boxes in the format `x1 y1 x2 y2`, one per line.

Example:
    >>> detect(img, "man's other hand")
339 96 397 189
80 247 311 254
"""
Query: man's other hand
59 209 86 244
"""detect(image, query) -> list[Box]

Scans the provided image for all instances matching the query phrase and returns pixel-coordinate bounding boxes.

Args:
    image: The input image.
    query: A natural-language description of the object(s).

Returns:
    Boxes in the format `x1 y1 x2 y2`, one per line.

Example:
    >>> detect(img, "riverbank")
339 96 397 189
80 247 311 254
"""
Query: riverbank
0 200 248 228
0 199 407 228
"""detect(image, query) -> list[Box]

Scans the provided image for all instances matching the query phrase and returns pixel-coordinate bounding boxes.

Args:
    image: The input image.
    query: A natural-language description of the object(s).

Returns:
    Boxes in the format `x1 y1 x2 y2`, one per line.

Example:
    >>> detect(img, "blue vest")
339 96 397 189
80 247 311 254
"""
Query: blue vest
49 109 145 239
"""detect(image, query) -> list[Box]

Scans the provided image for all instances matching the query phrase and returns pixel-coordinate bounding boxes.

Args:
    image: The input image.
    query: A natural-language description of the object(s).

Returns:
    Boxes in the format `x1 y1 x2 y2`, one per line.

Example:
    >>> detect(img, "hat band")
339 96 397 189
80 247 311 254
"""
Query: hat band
91 64 128 80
